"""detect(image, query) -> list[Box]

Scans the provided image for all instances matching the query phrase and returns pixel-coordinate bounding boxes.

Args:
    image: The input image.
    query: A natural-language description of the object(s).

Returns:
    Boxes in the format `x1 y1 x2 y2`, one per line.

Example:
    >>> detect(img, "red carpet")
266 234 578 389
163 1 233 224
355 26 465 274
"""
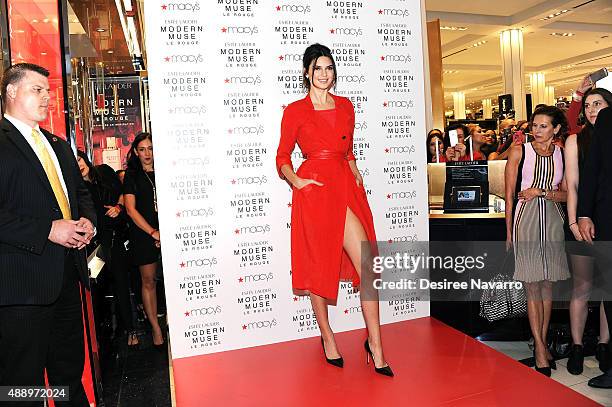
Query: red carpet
173 317 598 406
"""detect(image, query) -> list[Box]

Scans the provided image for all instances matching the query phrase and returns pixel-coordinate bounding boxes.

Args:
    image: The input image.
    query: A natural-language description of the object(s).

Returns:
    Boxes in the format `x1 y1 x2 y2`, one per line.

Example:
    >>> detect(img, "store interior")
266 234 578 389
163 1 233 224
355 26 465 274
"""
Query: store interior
0 0 611 406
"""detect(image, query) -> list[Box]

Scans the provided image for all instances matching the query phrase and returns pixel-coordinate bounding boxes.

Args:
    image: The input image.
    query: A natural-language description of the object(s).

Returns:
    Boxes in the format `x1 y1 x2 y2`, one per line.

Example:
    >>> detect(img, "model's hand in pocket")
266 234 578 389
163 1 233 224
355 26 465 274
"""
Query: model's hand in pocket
293 177 324 190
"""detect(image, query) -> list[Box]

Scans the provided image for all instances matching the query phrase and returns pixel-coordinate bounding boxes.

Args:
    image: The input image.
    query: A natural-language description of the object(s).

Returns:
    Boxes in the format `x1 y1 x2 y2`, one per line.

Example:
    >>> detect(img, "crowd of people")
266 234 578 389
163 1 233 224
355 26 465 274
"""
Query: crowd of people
427 75 612 387
77 133 165 349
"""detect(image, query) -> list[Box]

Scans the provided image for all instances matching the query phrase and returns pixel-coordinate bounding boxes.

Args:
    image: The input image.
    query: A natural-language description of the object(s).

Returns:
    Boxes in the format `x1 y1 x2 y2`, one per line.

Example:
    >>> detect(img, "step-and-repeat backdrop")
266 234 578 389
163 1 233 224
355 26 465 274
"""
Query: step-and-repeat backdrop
143 0 430 359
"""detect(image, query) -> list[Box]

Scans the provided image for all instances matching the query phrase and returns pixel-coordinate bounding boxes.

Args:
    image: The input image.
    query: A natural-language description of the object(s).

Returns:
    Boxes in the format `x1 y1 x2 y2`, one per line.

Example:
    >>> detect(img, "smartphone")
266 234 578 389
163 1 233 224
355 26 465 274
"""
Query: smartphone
448 129 459 147
589 67 609 84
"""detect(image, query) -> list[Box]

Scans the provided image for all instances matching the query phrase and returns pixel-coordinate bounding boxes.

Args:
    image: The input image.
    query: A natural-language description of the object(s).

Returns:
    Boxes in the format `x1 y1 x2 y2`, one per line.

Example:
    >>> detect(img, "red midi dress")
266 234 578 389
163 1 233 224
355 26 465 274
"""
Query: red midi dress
276 93 378 300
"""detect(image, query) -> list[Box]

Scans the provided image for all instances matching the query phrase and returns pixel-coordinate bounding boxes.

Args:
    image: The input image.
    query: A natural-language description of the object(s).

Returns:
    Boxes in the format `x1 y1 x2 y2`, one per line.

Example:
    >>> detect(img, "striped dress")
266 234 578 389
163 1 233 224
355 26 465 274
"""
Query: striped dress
513 143 569 282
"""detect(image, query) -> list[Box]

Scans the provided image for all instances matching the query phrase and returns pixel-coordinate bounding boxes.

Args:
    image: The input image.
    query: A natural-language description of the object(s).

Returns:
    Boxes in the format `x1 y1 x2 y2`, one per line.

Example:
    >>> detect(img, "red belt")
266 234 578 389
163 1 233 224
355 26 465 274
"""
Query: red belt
303 150 347 160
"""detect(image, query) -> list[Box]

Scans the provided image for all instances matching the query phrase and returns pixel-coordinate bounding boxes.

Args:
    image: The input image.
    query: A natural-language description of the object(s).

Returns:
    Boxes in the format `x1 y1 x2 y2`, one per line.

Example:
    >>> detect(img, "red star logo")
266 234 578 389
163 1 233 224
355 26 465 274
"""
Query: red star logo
184 311 190 316
388 239 393 244
172 161 177 166
221 27 227 33
383 102 388 107
161 5 167 10
281 104 287 110
330 29 335 34
380 56 385 61
293 296 298 301
231 179 236 184
242 325 247 330
385 148 390 153
180 262 186 268
164 57 170 62
238 277 244 283
287 202 292 208
278 55 284 61
344 309 349 314
228 129 233 134
234 229 240 234
387 194 391 199
224 78 230 83
276 5 281 11
176 211 181 217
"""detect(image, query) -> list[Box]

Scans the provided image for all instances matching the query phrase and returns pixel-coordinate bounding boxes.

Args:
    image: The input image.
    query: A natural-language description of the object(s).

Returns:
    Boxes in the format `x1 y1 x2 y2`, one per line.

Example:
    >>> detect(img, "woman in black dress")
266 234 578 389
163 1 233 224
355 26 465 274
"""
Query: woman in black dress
123 133 163 346
77 151 137 346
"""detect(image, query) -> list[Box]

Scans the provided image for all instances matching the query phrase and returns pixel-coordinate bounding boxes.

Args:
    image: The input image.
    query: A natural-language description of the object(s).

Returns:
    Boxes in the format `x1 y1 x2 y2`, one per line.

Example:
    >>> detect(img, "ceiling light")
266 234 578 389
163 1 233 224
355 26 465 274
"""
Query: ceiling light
440 26 468 31
550 32 575 37
42 18 49 23
40 52 47 56
107 50 114 54
472 40 487 48
96 28 106 32
540 9 569 21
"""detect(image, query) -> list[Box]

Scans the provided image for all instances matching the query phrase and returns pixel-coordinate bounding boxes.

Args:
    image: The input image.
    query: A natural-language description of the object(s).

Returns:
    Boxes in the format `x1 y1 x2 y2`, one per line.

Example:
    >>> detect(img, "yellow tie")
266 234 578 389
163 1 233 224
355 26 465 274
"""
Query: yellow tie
31 128 71 219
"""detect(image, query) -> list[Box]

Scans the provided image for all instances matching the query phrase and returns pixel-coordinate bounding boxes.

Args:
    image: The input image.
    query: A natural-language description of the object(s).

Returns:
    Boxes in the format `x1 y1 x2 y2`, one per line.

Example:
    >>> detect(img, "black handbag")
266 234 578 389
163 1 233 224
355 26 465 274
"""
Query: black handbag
479 249 527 322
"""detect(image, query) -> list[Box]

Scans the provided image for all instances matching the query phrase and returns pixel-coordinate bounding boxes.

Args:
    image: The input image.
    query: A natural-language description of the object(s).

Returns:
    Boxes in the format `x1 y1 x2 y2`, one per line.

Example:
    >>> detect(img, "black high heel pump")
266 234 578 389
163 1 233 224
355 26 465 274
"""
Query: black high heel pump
365 340 394 377
533 349 551 377
321 338 344 368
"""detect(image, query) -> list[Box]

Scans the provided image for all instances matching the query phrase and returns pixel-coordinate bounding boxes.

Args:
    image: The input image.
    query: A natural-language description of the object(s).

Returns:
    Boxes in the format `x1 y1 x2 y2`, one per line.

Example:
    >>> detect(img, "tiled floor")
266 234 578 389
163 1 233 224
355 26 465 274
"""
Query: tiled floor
483 340 612 406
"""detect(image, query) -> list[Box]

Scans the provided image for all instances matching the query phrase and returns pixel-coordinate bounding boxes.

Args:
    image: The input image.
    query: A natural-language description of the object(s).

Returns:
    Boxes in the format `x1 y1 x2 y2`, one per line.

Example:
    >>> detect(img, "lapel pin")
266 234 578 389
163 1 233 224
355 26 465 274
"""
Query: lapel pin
52 137 58 142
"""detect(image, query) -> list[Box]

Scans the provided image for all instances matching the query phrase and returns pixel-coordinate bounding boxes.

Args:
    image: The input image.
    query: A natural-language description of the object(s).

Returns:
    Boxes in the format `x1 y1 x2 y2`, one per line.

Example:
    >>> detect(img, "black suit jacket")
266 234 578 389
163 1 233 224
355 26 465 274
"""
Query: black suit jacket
578 107 612 239
0 118 96 306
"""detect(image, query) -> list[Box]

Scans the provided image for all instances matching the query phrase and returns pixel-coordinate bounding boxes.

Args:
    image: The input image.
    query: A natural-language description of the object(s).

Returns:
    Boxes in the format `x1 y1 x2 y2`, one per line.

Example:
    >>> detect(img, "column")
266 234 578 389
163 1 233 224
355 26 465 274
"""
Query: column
427 19 445 130
453 92 466 120
500 29 526 120
482 98 492 119
530 72 546 107
546 86 555 106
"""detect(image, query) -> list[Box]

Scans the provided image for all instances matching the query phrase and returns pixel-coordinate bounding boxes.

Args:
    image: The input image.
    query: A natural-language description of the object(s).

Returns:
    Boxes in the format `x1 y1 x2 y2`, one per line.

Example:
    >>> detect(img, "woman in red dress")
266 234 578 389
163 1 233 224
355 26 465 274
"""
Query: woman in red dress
276 43 392 376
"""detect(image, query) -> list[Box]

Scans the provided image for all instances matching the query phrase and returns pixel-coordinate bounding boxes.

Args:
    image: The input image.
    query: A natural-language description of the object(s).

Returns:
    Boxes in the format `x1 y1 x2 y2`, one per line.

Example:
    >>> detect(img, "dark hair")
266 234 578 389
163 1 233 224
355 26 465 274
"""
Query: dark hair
531 105 569 140
1 63 50 105
77 150 121 193
426 129 445 163
302 43 337 91
576 88 612 161
127 132 153 171
534 103 547 111
77 150 94 171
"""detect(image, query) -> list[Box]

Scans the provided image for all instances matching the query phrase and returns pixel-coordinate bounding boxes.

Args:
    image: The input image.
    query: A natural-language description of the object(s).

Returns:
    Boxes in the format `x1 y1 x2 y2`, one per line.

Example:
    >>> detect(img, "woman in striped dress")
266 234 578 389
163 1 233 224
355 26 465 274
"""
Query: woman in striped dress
505 105 570 376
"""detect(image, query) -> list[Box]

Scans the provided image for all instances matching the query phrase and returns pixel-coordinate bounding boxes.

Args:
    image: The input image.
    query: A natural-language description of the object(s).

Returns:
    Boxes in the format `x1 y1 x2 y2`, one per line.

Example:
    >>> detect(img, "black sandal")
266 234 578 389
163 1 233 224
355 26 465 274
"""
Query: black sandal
127 331 140 347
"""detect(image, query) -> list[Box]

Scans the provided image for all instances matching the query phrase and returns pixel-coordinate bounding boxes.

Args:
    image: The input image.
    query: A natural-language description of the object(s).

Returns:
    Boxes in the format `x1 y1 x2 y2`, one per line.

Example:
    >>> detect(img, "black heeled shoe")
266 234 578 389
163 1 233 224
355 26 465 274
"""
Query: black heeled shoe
321 338 343 368
152 328 166 351
533 350 551 377
364 340 394 377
